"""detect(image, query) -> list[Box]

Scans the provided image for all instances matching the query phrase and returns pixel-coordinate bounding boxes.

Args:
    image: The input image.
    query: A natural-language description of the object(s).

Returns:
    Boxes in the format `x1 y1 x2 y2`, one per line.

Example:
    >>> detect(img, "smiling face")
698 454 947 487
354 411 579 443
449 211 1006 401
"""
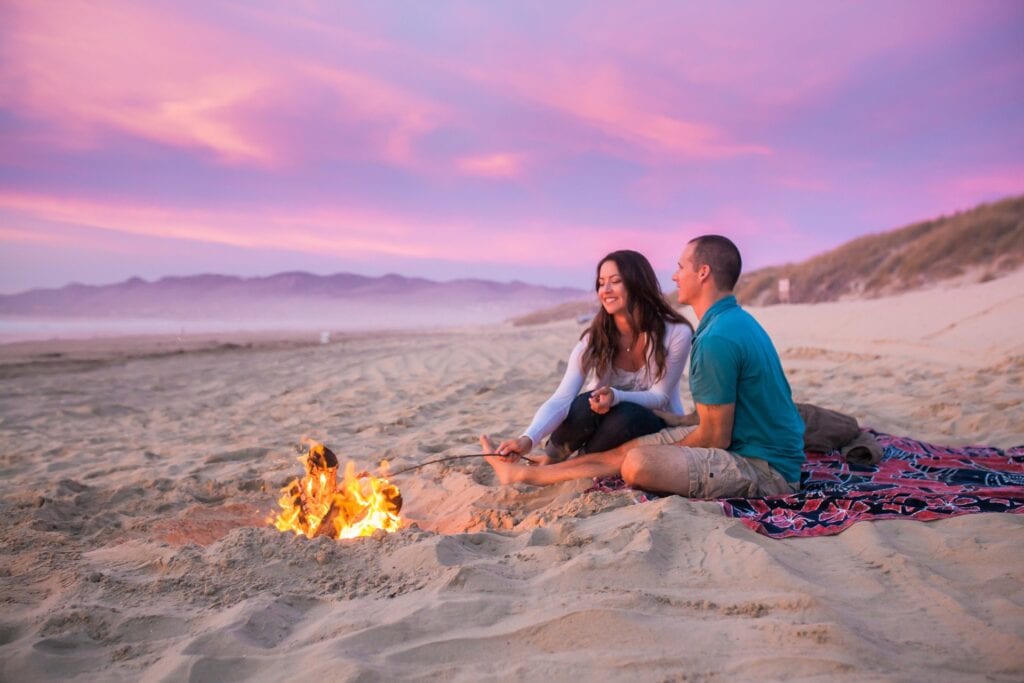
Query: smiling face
672 243 701 306
597 259 629 316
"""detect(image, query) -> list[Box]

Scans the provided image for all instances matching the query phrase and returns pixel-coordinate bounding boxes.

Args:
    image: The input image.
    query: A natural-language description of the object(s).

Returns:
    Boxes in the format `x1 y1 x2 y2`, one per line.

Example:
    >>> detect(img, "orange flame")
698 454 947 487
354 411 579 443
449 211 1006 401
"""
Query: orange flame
272 443 402 540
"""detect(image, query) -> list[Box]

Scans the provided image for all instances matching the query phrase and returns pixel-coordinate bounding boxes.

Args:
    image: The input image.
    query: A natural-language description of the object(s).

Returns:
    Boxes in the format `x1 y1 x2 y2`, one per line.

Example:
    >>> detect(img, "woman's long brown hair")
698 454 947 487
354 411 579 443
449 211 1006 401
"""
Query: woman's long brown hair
580 250 691 381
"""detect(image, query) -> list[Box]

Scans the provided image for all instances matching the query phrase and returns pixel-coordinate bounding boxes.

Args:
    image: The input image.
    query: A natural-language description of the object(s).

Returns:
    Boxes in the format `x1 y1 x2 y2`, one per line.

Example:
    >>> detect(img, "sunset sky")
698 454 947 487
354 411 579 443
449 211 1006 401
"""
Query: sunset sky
1 1 1022 293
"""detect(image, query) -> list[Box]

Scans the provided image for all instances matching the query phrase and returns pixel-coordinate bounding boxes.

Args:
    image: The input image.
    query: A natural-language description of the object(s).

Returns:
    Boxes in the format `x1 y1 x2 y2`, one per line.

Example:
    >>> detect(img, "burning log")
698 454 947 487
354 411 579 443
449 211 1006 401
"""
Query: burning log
272 443 402 540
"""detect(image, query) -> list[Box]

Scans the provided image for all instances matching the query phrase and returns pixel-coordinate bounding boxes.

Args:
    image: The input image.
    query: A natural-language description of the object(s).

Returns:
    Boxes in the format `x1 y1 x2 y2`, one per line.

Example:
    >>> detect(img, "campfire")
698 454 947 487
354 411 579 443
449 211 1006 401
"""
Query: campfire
272 442 402 539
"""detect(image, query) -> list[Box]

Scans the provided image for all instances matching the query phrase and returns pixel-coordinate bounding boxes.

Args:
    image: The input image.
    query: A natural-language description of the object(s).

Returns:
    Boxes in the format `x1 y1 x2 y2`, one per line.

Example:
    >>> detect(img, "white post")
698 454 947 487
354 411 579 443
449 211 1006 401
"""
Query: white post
778 278 790 304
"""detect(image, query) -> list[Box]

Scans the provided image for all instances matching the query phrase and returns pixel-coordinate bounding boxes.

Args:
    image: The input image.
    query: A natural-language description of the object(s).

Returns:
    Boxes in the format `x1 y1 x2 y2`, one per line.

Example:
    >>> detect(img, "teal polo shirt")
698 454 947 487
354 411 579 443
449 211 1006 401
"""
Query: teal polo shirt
689 295 805 483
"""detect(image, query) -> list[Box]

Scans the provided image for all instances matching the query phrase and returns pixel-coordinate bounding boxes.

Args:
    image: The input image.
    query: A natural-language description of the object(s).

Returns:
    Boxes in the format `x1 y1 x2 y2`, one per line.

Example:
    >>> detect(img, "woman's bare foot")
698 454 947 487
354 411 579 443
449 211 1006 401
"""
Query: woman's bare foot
480 434 524 485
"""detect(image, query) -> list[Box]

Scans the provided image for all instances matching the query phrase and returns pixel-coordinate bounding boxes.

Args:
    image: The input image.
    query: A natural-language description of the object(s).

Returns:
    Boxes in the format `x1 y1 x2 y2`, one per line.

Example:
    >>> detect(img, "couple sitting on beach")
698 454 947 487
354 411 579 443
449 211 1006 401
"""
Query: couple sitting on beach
481 234 805 498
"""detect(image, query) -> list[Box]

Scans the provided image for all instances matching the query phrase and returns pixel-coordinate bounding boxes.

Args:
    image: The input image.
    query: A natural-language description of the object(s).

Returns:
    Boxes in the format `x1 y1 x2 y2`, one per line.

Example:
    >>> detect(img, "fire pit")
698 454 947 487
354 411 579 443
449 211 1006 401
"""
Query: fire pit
272 443 402 539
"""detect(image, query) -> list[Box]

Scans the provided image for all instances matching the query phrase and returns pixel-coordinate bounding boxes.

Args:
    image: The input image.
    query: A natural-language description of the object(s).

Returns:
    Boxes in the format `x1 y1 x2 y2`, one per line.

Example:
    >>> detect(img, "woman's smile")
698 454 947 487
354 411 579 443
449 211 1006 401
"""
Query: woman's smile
597 261 628 314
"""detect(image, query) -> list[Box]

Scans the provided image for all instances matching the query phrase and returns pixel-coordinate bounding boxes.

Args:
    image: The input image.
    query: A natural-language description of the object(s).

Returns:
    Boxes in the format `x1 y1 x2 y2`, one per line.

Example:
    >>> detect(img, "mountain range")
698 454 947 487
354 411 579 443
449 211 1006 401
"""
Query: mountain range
0 272 588 331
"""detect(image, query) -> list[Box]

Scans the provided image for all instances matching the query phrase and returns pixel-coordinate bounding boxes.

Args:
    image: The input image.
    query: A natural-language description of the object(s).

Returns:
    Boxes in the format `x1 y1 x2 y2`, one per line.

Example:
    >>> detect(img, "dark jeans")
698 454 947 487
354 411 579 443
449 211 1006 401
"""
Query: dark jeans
547 390 667 459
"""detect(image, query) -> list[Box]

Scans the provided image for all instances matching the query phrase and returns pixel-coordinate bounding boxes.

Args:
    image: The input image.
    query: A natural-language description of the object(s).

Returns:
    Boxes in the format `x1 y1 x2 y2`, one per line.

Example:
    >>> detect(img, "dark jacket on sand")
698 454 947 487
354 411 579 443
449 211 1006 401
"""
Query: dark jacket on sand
796 403 882 466
656 402 883 466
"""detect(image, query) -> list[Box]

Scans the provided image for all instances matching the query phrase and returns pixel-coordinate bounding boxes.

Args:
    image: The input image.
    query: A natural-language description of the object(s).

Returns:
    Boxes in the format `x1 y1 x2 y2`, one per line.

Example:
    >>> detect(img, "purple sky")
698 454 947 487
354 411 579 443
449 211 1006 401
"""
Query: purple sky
1 1 1022 294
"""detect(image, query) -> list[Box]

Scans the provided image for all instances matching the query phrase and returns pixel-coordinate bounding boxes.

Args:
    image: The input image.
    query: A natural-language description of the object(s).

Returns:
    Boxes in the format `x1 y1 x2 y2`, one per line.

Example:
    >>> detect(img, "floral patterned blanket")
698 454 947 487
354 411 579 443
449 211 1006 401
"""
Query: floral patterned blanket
723 432 1024 537
591 432 1024 538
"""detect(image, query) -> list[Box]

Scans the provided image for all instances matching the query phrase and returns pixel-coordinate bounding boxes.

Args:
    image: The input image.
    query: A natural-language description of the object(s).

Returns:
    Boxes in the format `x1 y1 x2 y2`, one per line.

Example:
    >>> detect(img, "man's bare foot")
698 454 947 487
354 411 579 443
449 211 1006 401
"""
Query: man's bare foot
480 434 524 485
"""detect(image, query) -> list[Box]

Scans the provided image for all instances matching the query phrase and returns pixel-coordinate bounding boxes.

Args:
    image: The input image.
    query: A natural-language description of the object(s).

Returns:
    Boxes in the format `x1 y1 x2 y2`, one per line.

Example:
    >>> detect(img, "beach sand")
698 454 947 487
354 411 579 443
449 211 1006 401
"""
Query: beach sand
1 272 1022 681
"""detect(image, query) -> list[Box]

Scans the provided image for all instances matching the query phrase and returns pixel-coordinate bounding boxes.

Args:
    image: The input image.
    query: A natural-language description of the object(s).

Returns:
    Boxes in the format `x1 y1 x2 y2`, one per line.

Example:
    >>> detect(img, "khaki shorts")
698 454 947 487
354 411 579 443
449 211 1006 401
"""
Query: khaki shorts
630 426 798 498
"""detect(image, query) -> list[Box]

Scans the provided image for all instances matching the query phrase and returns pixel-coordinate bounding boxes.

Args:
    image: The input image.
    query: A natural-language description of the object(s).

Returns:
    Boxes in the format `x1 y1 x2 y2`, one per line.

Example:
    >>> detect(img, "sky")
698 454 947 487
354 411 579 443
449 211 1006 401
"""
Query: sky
1 0 1023 294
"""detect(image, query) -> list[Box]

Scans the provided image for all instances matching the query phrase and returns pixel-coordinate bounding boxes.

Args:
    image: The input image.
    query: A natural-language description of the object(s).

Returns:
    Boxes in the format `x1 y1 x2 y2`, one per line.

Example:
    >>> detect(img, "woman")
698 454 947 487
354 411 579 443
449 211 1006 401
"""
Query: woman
495 250 693 462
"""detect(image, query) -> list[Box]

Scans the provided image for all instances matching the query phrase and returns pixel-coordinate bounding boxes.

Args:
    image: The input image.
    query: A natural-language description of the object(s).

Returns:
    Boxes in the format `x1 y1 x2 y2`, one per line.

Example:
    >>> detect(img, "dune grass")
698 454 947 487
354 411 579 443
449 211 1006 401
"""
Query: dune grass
735 194 1024 305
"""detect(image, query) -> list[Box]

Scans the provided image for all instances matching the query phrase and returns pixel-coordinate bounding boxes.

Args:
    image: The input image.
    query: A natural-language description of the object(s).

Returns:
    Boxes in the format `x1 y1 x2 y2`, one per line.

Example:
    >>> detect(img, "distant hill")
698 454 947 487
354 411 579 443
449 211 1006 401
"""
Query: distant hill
0 271 588 331
736 194 1024 305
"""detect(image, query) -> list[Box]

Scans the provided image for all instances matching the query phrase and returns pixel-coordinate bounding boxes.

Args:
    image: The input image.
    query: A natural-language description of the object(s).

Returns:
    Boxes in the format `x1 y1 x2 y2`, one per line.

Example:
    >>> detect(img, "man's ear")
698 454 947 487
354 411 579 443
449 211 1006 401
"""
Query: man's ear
697 264 712 283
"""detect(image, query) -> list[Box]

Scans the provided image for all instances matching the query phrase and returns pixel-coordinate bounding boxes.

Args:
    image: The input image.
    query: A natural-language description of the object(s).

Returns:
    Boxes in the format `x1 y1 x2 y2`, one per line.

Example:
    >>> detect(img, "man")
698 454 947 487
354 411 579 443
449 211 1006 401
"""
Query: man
482 235 804 498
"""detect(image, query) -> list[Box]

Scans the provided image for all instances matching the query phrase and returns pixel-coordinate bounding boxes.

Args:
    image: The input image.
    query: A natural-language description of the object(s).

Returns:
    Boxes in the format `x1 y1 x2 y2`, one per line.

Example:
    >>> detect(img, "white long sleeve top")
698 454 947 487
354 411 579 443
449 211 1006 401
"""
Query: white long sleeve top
522 322 693 447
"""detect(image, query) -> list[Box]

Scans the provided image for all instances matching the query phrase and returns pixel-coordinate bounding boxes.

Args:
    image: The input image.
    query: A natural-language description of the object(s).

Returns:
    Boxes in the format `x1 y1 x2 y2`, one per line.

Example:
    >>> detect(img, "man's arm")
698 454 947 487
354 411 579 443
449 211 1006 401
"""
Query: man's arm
674 402 734 449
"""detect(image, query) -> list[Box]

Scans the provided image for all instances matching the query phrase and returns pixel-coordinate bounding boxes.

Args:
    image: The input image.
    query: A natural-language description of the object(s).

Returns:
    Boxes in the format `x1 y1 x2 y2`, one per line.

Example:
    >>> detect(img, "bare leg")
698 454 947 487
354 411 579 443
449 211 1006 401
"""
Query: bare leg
480 435 627 486
620 445 693 496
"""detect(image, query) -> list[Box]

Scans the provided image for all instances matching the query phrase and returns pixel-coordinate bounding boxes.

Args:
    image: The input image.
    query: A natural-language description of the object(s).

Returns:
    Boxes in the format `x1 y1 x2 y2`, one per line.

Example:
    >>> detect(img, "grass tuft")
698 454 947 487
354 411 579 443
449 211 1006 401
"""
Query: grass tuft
734 194 1024 305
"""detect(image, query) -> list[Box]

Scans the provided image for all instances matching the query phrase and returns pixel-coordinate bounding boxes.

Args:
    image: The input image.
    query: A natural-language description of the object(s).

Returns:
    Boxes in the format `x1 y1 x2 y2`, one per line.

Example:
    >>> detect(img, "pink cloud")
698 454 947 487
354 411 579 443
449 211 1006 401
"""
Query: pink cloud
0 226 70 248
576 3 992 112
0 2 279 164
947 169 1024 200
466 60 771 161
0 1 449 169
0 191 422 257
454 220 696 272
456 153 527 179
296 63 448 169
0 190 695 271
860 167 1024 231
0 223 152 255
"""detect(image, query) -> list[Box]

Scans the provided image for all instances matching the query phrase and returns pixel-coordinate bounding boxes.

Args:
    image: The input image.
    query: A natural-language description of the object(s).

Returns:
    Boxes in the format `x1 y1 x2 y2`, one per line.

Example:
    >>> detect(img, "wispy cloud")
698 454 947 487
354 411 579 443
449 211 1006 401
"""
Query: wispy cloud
948 168 1024 198
0 2 277 163
0 189 703 272
0 1 449 169
454 59 771 162
456 153 527 179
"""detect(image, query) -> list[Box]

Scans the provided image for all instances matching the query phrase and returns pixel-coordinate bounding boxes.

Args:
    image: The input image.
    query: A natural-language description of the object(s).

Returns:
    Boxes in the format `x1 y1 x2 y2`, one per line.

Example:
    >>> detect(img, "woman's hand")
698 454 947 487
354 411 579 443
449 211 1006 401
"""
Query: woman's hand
494 435 533 460
589 387 614 414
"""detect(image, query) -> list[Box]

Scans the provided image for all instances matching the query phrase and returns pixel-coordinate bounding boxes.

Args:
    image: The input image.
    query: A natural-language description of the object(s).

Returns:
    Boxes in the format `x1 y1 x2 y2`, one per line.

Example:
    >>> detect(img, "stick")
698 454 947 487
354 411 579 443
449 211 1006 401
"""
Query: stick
386 453 541 477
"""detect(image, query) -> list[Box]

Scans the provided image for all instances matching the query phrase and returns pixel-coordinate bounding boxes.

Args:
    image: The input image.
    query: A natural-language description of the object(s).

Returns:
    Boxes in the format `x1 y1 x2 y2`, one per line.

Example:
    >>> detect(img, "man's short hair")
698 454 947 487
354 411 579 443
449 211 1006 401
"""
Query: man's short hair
688 235 742 291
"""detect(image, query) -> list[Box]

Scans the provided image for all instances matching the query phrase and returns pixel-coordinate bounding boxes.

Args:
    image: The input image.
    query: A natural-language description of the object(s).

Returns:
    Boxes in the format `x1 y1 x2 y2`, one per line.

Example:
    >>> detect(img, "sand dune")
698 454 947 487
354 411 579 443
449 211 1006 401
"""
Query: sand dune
0 272 1021 681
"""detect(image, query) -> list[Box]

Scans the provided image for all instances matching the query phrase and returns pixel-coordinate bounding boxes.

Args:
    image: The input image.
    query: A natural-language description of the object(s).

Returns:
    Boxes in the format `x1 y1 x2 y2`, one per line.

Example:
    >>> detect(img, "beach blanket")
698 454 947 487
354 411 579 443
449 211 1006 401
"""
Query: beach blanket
591 432 1024 538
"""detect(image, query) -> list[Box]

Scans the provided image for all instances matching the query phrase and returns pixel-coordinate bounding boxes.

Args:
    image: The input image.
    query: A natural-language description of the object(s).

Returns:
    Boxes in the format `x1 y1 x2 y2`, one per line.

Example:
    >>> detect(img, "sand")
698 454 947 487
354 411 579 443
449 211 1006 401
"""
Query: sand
0 272 1022 681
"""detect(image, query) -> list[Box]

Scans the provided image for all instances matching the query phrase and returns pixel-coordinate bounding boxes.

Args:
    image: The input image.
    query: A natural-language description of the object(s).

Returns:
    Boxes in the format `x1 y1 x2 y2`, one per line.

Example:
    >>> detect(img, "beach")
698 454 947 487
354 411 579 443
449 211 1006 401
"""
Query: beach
1 271 1022 681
